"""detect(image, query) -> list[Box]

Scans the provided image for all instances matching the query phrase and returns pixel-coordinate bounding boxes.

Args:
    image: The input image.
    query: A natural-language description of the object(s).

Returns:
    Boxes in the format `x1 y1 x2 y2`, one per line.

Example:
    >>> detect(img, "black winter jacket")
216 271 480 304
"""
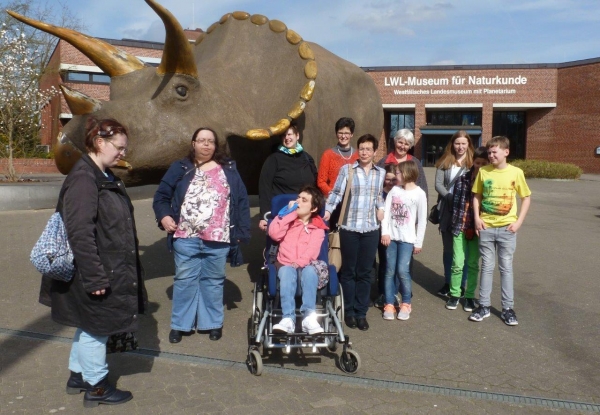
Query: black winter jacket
39 155 147 336
258 151 317 216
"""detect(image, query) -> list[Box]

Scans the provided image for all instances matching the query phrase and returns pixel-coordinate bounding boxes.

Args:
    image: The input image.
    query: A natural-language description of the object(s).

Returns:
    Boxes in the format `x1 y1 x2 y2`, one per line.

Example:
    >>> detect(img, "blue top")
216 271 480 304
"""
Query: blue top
152 158 251 250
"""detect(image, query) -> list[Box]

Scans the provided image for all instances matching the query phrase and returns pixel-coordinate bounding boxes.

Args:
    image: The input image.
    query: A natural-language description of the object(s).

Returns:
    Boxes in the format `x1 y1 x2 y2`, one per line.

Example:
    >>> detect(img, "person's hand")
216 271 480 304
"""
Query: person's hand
381 235 391 246
507 221 522 233
161 216 177 233
413 247 422 255
259 219 267 231
474 217 486 236
323 211 331 222
91 288 106 296
377 209 384 222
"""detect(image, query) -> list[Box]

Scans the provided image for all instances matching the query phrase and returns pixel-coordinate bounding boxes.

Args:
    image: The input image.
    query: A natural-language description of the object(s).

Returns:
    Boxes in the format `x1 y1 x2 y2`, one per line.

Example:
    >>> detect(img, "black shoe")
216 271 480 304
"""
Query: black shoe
83 377 133 408
445 297 460 310
209 328 222 341
169 329 183 343
344 316 357 329
66 371 93 395
437 283 450 297
356 317 369 331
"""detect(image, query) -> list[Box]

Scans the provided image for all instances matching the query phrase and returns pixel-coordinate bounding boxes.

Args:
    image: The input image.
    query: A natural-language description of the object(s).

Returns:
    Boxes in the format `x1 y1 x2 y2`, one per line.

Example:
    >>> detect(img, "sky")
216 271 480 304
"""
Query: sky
4 0 600 67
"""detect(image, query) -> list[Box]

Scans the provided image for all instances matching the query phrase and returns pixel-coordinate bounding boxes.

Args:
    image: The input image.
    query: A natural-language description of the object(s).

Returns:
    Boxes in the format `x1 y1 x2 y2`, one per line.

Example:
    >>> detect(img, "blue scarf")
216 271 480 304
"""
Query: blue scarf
278 143 304 155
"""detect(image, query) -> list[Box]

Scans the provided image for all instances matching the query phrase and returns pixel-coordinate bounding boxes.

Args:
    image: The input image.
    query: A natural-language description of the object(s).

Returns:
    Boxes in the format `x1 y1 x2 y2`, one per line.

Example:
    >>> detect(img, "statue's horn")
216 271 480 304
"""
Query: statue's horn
60 85 102 115
54 132 82 175
145 0 198 78
7 11 145 77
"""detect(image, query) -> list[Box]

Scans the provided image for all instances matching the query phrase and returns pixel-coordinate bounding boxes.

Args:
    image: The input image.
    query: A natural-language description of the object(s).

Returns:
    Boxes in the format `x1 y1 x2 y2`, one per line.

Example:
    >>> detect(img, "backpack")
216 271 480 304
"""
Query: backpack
30 211 75 282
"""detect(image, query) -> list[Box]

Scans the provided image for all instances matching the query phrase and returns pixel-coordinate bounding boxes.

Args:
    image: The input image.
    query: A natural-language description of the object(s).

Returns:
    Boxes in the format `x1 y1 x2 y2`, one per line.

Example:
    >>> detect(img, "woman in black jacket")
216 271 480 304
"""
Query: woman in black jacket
39 118 146 408
258 124 317 231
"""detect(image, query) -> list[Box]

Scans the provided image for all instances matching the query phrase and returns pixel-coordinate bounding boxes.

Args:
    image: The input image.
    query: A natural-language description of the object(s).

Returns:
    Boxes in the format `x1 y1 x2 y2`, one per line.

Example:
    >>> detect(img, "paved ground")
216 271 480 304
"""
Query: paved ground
1 168 599 414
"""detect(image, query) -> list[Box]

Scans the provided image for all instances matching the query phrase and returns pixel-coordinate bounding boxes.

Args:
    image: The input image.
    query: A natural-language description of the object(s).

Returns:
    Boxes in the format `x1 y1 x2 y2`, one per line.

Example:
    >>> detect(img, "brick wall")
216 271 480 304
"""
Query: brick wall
368 68 557 157
0 159 60 174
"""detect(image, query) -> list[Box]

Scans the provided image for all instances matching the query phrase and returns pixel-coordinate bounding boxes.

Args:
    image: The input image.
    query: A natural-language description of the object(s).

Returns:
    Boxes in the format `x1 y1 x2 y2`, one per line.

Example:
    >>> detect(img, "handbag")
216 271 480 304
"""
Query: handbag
428 167 466 225
328 166 354 272
30 211 75 282
428 204 440 225
106 332 138 354
309 259 330 289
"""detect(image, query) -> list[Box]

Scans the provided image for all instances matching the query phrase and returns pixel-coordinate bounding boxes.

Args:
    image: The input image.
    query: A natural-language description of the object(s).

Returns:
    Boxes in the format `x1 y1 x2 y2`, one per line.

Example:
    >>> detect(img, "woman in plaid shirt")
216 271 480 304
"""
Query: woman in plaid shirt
445 147 489 312
324 134 385 331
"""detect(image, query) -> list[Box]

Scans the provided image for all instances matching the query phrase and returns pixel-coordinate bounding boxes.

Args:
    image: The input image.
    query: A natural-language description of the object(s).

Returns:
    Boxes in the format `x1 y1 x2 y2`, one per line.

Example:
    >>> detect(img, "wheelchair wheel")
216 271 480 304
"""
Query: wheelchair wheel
339 349 361 374
248 283 263 344
247 349 263 376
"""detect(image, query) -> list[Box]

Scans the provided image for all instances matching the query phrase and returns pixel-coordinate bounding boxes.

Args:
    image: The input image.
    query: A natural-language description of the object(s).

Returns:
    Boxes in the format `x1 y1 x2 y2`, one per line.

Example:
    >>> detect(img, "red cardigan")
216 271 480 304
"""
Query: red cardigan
317 148 359 196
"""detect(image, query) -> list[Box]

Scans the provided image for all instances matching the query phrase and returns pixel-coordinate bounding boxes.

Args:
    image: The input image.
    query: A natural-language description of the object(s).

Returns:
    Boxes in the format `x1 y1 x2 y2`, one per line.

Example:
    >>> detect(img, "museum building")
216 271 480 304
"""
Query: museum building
40 36 600 173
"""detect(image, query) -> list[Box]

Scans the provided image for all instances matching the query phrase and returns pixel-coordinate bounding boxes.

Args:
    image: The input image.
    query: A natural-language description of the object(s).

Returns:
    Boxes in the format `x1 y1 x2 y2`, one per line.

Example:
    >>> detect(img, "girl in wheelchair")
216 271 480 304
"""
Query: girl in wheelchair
267 185 329 335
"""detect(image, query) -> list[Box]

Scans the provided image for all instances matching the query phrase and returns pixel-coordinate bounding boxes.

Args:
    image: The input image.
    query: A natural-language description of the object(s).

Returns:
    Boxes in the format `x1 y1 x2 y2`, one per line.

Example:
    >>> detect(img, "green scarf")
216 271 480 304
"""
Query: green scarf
278 143 304 155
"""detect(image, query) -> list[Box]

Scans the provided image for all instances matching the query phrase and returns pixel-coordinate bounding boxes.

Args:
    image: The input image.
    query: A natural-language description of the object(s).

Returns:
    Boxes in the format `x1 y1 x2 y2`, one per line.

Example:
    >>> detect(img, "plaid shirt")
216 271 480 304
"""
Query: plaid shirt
451 167 475 236
326 162 384 233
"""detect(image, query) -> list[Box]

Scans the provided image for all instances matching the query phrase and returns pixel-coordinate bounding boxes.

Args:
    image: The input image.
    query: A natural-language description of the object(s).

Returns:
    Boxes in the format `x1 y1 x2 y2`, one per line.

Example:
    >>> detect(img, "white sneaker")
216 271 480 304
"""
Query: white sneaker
301 314 324 335
273 317 295 334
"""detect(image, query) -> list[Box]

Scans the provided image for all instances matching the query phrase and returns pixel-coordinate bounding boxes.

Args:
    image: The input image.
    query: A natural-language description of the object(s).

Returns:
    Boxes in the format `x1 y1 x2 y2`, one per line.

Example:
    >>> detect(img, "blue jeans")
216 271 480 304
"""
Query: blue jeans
278 265 318 319
172 237 229 331
385 241 414 304
68 328 109 386
478 226 517 309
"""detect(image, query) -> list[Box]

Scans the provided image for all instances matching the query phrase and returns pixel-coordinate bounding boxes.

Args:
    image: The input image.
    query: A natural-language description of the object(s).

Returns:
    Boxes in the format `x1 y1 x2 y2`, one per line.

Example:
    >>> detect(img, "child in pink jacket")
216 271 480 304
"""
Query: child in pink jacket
268 185 329 334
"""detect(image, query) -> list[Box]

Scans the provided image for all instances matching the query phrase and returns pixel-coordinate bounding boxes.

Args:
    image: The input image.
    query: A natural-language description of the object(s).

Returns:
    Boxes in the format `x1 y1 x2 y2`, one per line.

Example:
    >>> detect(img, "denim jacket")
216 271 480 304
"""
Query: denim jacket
153 158 251 250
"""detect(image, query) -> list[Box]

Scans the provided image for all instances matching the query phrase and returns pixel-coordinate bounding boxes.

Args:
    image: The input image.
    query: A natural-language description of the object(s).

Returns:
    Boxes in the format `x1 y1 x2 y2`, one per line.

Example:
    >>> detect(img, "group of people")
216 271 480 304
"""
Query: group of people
39 116 531 407
431 131 531 327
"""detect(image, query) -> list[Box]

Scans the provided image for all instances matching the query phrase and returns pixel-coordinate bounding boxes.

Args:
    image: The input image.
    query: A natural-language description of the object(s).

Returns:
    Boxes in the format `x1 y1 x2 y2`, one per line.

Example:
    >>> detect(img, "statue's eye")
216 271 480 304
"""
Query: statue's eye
175 85 188 97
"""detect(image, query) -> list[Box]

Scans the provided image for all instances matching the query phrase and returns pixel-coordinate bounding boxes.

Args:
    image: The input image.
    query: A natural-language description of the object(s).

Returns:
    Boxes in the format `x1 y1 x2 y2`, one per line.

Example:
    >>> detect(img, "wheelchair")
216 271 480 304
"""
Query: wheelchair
247 194 360 375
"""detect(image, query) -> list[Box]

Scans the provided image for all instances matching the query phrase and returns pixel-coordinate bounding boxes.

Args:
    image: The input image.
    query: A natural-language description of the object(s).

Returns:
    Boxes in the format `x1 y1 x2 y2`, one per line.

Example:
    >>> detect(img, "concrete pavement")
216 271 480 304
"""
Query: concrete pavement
1 168 599 413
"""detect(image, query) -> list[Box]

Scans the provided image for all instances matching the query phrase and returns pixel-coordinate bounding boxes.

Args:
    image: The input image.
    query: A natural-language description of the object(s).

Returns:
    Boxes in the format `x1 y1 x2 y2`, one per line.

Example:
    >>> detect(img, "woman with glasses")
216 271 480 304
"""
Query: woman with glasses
153 127 250 344
258 124 317 231
324 134 385 331
316 117 359 228
39 117 146 407
377 129 428 197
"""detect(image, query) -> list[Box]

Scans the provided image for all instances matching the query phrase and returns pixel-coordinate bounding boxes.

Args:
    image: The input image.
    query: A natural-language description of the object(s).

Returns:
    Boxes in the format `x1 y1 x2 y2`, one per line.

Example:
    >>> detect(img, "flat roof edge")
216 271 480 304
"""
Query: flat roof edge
362 57 600 72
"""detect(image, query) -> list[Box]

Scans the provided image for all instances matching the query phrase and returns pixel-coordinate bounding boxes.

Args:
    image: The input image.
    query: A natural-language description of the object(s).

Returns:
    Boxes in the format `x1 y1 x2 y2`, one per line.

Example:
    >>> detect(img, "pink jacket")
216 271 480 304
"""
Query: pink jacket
268 211 328 267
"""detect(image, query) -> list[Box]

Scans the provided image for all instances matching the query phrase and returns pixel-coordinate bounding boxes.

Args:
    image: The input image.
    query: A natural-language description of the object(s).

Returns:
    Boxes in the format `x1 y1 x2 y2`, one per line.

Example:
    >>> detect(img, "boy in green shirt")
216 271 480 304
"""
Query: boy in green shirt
469 136 531 325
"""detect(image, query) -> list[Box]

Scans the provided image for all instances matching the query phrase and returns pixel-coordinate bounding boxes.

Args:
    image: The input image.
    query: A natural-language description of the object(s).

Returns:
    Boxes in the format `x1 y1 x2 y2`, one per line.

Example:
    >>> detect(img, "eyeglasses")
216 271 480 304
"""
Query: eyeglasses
358 147 374 153
337 132 352 137
105 139 128 155
97 127 125 138
194 139 216 146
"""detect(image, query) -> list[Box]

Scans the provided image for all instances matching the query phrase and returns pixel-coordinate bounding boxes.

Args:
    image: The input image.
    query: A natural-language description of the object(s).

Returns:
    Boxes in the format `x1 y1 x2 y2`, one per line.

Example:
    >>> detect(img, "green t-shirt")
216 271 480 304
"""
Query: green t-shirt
472 164 531 228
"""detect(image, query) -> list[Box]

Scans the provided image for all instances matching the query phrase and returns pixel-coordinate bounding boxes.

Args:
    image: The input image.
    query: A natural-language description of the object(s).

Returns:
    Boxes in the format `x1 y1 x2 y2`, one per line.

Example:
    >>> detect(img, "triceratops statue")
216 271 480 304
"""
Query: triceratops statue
9 0 383 190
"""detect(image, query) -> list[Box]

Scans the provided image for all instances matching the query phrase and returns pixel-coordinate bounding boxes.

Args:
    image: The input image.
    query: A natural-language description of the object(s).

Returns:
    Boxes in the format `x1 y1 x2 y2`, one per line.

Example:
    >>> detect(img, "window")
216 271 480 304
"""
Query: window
63 71 111 85
91 74 111 84
426 111 482 126
492 111 526 159
65 72 90 82
386 111 415 151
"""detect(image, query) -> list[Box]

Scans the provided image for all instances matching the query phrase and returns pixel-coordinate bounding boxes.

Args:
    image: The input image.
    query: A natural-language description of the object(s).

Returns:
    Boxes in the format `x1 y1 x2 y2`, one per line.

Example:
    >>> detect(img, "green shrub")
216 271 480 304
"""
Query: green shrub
511 159 582 179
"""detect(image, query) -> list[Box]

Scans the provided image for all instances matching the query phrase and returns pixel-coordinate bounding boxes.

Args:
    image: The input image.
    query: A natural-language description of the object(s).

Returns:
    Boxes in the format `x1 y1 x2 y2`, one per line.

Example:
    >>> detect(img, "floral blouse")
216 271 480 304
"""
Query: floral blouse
174 165 230 243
